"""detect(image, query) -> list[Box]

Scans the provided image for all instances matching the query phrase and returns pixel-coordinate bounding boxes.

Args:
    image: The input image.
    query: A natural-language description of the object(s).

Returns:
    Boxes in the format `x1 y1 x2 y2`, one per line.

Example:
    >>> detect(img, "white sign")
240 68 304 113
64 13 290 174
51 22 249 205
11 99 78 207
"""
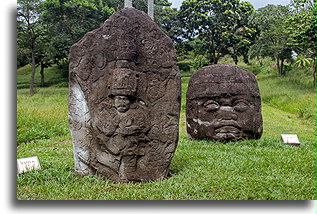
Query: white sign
281 134 300 146
17 156 41 174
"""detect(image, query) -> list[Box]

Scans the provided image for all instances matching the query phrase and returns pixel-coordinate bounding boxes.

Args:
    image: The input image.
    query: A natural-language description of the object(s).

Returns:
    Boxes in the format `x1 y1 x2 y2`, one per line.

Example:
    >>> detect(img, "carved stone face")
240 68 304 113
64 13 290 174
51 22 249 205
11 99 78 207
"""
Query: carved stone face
195 95 258 141
186 64 263 141
114 95 131 113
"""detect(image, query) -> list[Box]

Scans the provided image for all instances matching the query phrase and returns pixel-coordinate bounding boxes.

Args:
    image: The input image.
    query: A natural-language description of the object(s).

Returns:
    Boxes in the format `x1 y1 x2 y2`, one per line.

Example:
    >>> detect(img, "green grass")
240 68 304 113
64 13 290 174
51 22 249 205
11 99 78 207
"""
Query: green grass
17 87 70 144
16 135 316 200
16 60 316 200
17 64 69 143
257 73 315 121
237 58 315 122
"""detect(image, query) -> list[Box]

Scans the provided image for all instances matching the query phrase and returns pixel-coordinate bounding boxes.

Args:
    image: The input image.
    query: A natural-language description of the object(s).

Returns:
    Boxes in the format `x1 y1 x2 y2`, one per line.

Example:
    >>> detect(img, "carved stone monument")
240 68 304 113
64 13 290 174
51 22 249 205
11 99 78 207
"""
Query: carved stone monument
186 64 263 141
68 8 181 182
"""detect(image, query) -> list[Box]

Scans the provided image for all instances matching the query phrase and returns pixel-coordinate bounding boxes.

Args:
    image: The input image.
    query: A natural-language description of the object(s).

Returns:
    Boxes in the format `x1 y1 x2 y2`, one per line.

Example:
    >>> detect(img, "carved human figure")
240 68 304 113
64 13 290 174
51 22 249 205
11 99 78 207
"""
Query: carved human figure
68 8 181 182
93 68 150 181
114 95 131 113
99 96 146 152
186 64 263 141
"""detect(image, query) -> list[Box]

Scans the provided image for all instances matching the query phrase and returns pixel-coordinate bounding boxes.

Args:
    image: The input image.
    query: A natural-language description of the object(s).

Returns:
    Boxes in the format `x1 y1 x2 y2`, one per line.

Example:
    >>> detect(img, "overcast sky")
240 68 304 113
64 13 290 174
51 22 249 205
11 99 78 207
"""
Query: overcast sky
170 0 291 9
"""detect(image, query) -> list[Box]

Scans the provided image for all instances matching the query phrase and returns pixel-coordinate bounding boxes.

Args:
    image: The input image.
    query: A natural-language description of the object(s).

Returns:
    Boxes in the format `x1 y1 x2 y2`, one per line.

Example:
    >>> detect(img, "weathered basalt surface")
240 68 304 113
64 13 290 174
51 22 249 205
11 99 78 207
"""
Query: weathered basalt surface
68 8 181 182
186 64 263 141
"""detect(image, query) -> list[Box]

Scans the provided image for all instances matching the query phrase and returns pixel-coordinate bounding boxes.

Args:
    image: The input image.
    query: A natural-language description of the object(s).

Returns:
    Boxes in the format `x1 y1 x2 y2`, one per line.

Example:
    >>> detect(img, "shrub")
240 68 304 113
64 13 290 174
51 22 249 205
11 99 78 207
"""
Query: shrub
17 64 32 75
193 55 209 70
177 60 192 73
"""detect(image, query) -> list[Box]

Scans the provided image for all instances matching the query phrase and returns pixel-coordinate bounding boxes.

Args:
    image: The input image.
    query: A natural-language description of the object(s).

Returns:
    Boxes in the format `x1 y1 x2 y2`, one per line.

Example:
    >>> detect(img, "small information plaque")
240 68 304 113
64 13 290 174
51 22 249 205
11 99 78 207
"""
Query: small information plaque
17 156 41 174
281 134 300 146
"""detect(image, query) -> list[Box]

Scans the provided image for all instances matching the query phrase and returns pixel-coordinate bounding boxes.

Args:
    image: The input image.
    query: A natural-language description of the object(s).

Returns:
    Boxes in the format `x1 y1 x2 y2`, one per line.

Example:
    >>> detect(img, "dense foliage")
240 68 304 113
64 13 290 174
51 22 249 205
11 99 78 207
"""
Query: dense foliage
17 0 316 94
179 0 256 64
285 0 316 86
248 4 292 77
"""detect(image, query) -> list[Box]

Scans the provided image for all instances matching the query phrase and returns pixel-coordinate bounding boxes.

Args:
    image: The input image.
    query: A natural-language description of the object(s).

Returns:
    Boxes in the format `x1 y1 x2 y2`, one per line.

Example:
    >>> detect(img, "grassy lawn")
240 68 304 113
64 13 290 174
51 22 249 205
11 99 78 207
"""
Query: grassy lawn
16 62 316 200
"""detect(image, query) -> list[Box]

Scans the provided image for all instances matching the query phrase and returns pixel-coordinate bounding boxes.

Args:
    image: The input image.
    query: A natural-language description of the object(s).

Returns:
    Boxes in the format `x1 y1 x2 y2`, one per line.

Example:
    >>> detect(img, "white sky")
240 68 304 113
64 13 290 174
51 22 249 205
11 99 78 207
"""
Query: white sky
170 0 291 9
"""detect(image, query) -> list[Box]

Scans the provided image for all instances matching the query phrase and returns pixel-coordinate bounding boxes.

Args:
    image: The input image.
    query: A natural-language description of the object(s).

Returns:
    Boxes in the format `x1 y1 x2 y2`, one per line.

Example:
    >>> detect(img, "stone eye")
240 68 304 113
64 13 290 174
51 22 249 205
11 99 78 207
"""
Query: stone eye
203 100 219 111
233 100 250 112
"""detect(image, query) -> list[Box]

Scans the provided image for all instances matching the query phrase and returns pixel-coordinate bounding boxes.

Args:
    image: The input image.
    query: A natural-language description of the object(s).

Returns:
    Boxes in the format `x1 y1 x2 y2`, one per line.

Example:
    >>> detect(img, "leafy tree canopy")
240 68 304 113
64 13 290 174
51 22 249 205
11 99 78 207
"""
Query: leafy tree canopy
178 0 256 64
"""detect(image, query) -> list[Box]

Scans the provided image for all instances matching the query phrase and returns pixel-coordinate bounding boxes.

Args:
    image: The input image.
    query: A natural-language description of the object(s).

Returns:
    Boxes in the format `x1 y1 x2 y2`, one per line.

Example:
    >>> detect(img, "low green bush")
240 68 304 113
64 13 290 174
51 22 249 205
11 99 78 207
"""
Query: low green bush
177 60 192 73
17 64 32 75
193 54 209 70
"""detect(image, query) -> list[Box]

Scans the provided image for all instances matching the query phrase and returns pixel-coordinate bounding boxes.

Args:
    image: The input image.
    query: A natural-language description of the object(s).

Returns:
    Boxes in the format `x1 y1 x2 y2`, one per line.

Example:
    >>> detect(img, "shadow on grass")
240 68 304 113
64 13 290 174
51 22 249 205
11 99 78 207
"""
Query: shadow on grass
17 79 69 90
17 64 69 90
169 158 190 177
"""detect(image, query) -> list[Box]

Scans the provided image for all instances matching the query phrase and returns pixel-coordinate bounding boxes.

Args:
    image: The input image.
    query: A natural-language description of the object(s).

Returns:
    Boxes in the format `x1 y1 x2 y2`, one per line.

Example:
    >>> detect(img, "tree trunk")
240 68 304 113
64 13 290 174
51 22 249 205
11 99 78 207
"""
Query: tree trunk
211 50 216 64
40 62 45 87
276 58 281 77
313 57 316 88
243 54 249 65
233 55 238 65
257 56 263 66
280 58 284 76
277 58 284 77
214 56 219 64
29 48 36 95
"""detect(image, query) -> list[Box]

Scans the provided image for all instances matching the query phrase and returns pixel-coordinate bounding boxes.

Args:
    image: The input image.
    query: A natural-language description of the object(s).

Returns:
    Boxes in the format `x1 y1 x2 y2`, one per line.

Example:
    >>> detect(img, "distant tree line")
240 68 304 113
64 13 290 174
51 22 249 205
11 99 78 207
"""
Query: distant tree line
17 0 174 94
17 0 316 94
177 0 315 85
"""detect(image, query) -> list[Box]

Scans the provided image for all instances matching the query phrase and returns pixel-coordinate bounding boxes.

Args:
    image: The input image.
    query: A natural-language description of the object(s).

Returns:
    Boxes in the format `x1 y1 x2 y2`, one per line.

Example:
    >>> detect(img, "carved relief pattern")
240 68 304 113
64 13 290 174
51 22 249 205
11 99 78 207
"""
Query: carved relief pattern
68 8 181 182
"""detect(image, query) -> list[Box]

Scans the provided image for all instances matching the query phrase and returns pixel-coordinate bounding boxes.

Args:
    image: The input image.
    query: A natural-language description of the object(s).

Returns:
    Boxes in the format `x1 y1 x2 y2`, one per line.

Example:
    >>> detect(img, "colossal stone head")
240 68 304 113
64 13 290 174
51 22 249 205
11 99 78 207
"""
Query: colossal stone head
186 64 263 141
68 8 181 182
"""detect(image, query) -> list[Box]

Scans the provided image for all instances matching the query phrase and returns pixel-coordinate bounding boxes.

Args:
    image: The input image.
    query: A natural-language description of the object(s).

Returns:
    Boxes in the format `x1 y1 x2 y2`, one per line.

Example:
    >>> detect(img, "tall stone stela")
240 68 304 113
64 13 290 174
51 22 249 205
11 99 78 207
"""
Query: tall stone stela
68 8 181 182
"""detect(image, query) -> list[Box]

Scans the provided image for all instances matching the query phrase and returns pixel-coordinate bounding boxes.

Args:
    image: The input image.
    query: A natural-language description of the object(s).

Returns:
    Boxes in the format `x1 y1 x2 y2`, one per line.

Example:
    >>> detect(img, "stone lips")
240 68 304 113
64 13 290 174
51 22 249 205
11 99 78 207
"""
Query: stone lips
186 64 263 141
68 8 181 182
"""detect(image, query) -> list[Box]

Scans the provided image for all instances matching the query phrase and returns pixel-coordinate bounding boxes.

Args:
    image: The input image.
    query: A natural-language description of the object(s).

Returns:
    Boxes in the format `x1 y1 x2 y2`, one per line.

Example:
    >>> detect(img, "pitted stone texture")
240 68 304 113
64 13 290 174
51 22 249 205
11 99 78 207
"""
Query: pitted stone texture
186 64 263 141
68 8 181 182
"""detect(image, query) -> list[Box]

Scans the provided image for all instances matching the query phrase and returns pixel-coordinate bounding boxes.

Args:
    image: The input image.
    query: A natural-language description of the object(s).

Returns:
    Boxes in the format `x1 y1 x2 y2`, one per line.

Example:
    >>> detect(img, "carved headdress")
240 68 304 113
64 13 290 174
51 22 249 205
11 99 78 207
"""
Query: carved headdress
109 68 138 97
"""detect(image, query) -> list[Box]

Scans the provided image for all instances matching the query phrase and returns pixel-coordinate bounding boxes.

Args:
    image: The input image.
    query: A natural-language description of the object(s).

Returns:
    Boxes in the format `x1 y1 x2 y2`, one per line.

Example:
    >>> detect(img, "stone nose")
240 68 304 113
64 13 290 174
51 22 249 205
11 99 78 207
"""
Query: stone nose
218 106 238 121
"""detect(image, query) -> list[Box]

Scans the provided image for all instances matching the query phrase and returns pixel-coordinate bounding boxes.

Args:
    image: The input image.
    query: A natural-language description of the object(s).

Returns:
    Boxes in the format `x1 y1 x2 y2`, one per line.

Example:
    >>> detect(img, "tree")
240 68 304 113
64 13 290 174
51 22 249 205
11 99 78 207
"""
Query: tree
41 0 115 66
155 6 182 44
17 20 31 68
285 0 316 86
226 1 257 64
35 33 54 87
178 0 256 64
17 0 44 95
248 4 292 77
41 0 177 64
